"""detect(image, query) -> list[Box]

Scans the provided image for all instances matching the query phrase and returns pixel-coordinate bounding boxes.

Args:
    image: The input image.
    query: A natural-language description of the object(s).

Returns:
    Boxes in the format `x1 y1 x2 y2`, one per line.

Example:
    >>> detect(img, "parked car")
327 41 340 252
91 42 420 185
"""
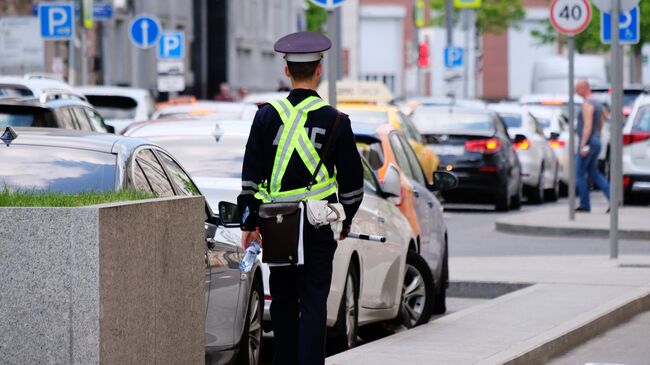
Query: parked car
622 95 650 205
410 106 523 211
76 86 155 134
0 75 86 101
591 84 646 118
0 127 263 365
353 122 454 316
0 97 113 133
152 99 244 120
489 104 560 203
124 118 451 350
240 92 289 122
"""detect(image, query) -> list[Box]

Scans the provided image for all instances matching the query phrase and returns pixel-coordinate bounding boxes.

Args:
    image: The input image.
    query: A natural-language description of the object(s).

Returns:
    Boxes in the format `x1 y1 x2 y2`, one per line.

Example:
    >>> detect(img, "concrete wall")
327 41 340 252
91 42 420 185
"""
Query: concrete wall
0 196 205 365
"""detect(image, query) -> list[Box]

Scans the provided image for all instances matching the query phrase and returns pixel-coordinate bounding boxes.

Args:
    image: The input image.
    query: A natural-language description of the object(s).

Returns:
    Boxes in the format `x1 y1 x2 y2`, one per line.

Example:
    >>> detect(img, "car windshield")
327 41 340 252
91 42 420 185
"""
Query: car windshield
141 133 247 179
0 145 116 193
412 112 495 134
499 113 522 128
85 95 138 120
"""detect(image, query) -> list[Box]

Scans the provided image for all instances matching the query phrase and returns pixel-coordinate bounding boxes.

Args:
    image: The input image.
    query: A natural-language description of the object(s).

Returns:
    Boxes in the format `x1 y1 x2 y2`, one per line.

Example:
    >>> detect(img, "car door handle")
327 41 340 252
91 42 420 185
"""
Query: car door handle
413 188 420 198
427 201 434 208
378 216 386 224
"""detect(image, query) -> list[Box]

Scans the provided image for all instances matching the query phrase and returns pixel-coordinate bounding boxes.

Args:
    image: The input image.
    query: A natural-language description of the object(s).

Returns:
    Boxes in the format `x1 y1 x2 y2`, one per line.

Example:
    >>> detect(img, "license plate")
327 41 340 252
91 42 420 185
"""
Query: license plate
432 145 465 156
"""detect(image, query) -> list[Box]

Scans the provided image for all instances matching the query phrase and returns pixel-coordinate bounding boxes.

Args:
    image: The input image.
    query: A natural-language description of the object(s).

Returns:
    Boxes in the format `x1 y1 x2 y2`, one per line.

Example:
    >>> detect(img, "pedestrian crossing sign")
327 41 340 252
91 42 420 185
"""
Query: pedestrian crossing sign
454 0 481 8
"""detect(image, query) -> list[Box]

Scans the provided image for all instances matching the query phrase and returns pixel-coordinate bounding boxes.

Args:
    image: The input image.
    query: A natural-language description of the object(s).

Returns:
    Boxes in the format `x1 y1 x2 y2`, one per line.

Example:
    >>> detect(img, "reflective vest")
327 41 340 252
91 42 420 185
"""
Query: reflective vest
254 96 338 203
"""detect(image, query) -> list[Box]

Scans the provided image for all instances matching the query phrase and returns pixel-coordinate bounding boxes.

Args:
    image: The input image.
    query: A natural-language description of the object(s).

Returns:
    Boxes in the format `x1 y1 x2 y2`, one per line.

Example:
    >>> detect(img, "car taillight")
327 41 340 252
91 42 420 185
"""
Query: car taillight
264 295 273 301
623 176 631 188
465 138 501 154
514 139 530 150
549 140 565 148
623 132 650 145
623 106 632 117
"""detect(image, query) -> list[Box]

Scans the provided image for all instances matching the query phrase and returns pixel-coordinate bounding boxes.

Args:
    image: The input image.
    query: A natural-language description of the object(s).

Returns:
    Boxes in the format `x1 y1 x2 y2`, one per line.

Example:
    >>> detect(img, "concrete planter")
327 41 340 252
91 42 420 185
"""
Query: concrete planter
0 196 205 365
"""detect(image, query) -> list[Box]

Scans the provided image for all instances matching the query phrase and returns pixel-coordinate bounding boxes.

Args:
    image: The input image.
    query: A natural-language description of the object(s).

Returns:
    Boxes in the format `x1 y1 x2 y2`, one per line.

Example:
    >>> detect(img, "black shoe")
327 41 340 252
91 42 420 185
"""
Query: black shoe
575 207 591 213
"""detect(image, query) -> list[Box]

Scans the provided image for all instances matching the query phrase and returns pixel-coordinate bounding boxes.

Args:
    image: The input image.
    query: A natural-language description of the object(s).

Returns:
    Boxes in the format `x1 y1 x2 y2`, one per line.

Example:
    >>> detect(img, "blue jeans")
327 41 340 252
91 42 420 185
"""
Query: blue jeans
576 137 610 210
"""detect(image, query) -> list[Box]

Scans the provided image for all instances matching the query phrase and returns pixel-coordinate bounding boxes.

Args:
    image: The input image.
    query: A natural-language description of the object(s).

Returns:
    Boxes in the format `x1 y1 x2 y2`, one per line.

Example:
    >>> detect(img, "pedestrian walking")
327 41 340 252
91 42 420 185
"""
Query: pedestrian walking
575 79 610 212
237 31 364 365
214 82 236 101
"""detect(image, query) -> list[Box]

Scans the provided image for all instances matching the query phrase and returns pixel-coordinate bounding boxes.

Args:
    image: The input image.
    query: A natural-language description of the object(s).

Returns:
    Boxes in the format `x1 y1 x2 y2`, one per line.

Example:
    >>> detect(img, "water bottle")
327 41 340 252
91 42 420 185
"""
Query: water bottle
239 240 261 272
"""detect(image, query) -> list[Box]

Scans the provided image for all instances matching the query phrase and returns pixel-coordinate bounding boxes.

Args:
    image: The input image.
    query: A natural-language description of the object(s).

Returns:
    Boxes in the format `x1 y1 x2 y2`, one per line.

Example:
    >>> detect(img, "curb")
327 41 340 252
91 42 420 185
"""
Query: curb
495 221 650 240
448 281 532 299
502 290 650 365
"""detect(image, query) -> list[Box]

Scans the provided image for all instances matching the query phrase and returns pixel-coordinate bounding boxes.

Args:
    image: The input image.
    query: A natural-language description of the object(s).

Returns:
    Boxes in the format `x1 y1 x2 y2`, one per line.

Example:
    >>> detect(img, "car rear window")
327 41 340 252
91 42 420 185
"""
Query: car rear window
632 107 650 132
0 145 116 193
498 113 522 128
86 95 138 120
0 106 54 128
412 112 495 134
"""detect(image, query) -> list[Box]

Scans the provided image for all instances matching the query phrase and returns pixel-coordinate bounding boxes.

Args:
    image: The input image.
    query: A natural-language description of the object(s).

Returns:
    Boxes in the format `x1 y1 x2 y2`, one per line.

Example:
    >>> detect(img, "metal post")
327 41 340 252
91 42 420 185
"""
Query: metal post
327 10 337 106
200 0 208 99
445 0 453 46
169 0 178 99
462 9 470 98
68 38 76 85
80 29 88 85
568 36 576 221
609 0 621 259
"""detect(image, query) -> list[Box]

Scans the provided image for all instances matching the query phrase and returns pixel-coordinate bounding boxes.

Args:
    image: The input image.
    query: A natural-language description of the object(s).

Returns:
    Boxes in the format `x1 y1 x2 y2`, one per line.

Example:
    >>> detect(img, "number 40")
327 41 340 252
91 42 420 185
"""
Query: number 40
560 5 583 20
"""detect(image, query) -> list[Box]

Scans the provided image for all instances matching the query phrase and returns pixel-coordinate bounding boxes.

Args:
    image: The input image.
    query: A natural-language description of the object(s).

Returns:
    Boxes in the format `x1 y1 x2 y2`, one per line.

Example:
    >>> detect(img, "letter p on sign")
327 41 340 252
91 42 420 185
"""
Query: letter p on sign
158 32 184 60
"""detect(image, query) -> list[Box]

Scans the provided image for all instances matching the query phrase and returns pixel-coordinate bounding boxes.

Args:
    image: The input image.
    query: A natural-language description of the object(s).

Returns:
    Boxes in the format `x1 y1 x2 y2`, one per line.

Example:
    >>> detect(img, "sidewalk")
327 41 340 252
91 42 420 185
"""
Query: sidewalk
326 255 650 365
495 195 650 240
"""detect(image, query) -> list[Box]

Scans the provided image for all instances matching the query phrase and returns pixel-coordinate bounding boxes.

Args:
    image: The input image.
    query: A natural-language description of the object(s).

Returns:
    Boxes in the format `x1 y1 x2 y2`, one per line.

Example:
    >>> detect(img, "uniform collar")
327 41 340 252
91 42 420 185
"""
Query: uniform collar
289 88 321 100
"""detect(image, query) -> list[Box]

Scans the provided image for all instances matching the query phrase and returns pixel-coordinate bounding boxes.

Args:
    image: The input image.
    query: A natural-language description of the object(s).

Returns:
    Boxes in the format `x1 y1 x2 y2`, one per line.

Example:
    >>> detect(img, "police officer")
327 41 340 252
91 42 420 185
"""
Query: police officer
238 32 364 365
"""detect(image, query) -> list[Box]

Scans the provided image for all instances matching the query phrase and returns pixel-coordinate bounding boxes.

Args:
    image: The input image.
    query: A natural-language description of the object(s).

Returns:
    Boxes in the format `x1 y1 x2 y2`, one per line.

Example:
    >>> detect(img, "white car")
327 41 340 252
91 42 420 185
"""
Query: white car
622 95 650 205
527 106 571 194
125 119 441 350
152 100 244 120
0 75 85 102
240 92 290 122
76 86 155 134
490 104 560 203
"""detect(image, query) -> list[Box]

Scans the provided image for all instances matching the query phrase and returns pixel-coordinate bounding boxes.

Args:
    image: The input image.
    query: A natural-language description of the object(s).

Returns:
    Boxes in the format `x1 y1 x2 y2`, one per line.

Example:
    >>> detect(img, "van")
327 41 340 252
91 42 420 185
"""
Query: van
531 55 607 94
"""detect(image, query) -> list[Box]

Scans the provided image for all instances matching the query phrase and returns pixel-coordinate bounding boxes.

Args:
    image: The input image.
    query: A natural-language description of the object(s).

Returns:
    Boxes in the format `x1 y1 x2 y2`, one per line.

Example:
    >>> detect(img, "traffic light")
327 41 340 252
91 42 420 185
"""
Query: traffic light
418 41 429 68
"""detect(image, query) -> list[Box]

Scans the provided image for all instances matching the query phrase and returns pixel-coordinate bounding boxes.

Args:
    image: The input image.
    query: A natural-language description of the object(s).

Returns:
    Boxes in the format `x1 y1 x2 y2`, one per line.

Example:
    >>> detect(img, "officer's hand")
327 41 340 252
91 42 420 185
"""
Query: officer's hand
339 226 351 241
242 230 261 249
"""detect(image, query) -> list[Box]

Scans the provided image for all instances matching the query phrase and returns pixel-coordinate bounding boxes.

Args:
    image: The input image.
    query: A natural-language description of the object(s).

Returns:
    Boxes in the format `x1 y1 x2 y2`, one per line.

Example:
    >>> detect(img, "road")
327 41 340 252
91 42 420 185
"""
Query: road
260 197 650 363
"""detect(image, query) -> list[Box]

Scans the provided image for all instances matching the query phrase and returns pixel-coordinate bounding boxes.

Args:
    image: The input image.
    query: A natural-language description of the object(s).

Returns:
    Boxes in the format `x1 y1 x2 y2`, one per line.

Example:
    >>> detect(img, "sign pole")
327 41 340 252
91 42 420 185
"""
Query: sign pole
568 35 576 221
609 0 621 259
327 9 338 106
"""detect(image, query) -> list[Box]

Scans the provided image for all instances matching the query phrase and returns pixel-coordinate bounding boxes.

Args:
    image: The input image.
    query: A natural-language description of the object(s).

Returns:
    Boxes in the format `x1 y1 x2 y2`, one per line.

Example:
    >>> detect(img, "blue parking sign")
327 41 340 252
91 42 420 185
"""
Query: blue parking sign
158 32 184 59
601 6 640 44
129 14 161 49
39 3 74 40
445 46 463 68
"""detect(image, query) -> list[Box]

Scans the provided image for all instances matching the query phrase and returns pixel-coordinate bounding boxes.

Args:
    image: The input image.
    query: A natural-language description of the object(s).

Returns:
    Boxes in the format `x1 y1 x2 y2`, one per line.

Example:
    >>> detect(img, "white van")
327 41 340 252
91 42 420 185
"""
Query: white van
531 55 607 94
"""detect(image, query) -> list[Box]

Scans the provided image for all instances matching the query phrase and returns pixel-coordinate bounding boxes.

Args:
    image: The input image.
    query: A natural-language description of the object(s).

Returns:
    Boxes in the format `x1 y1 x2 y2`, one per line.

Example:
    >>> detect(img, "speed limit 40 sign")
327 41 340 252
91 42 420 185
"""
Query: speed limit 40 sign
550 0 592 35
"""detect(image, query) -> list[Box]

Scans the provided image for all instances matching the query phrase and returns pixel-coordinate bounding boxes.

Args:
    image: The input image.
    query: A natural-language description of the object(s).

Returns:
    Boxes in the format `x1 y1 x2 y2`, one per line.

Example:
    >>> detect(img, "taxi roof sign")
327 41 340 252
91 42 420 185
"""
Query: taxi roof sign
317 80 393 104
454 0 481 9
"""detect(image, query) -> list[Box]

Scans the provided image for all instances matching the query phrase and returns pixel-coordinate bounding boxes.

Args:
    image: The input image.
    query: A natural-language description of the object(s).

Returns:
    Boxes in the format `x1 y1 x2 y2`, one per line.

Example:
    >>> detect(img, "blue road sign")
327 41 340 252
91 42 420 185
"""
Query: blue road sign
39 3 74 40
444 46 464 68
601 6 640 44
309 0 346 10
34 3 112 20
158 32 185 59
129 14 161 49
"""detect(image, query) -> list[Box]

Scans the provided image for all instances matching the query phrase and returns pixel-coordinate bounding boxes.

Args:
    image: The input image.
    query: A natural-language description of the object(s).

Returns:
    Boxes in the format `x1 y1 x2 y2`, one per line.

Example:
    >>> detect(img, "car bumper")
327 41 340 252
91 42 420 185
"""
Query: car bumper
625 174 650 194
440 169 507 204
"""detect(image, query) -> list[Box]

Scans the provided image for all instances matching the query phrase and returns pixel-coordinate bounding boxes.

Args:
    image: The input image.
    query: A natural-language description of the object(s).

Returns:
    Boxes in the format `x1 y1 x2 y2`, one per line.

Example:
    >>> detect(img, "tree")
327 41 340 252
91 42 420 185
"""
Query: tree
429 0 525 35
531 4 650 82
305 1 328 33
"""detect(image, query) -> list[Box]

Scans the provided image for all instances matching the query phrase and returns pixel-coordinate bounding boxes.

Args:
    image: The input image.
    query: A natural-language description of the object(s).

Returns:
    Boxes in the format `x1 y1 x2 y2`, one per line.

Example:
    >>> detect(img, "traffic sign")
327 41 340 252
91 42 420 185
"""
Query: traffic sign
157 60 185 93
454 0 481 9
33 3 112 20
601 7 640 45
549 0 592 35
591 0 639 13
309 0 346 10
129 14 161 49
158 32 184 59
444 46 463 68
39 3 74 40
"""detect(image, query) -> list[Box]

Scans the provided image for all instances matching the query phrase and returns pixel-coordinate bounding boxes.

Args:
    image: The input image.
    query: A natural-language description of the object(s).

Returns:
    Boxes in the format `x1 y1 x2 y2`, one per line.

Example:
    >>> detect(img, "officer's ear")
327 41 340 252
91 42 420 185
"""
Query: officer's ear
284 65 291 79
315 63 323 79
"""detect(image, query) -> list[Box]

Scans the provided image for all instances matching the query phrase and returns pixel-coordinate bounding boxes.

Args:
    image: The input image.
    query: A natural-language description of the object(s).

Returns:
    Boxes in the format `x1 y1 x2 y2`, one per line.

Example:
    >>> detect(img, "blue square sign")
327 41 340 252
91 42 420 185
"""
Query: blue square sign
158 32 184 59
601 6 640 44
445 46 463 68
39 3 74 40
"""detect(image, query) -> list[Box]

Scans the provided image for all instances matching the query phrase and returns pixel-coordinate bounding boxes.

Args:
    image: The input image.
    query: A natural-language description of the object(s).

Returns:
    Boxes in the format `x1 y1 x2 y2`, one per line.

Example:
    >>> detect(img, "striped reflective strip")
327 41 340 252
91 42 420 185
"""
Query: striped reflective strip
339 187 364 198
240 190 255 195
296 134 327 182
241 180 259 191
340 195 363 205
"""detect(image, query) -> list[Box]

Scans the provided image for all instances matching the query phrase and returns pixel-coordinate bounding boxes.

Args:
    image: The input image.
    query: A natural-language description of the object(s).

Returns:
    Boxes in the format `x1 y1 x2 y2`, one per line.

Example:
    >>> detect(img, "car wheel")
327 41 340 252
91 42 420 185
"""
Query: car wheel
331 263 359 352
545 165 560 202
432 245 448 315
495 184 510 212
511 181 523 210
527 165 544 204
236 275 263 365
399 250 435 328
559 181 568 197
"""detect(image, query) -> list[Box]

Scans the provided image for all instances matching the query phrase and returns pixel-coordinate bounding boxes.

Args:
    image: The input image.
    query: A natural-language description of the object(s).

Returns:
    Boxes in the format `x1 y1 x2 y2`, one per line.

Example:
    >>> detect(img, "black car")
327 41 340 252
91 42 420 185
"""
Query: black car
0 98 113 133
410 106 523 211
0 127 263 365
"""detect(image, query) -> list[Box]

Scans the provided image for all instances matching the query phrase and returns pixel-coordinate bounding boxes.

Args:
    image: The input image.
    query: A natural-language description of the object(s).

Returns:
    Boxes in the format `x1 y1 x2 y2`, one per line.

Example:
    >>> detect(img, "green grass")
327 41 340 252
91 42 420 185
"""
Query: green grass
0 188 156 207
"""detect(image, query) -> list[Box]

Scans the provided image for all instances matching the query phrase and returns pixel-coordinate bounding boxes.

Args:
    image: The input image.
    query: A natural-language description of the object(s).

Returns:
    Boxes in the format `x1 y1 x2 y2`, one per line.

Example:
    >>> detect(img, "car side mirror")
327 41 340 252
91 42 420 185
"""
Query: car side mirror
549 131 560 140
218 201 241 228
105 125 115 134
430 171 458 192
381 164 402 203
513 134 527 144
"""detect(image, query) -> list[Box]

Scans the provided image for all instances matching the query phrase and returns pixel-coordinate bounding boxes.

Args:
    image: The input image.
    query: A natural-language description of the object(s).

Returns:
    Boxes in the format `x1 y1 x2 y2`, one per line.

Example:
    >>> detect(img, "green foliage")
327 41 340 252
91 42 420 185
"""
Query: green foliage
305 1 328 33
430 0 525 34
0 188 156 207
531 3 650 54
